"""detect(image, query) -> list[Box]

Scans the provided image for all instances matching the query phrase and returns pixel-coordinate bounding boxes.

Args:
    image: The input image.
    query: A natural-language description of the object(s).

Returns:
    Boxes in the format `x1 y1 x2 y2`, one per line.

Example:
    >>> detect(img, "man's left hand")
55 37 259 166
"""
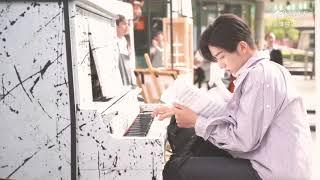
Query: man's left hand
173 103 198 128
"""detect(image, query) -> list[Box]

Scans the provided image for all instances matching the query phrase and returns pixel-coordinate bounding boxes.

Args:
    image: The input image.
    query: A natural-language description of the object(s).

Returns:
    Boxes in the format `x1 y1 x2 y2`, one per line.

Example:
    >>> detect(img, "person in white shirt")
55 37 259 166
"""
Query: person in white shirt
265 32 283 65
116 15 134 86
153 14 312 180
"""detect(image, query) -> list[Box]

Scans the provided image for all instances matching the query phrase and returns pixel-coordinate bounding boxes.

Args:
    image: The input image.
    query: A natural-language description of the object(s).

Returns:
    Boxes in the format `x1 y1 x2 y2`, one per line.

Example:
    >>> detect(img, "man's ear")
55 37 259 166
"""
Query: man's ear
237 41 248 55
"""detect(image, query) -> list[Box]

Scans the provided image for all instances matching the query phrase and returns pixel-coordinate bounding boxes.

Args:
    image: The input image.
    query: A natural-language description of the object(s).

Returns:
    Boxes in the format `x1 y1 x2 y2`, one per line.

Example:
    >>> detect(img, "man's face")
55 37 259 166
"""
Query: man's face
155 33 163 42
117 20 129 37
266 35 275 47
208 45 245 76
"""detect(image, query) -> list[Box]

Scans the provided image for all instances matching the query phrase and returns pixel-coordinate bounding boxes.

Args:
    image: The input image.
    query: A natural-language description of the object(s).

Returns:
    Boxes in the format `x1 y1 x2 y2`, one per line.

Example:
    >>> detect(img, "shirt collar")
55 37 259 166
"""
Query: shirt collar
234 50 269 78
233 50 269 88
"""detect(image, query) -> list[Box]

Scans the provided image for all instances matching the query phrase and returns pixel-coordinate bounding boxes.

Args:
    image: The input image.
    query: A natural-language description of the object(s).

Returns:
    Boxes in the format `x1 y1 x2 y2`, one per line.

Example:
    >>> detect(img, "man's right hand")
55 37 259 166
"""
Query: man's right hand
152 105 175 120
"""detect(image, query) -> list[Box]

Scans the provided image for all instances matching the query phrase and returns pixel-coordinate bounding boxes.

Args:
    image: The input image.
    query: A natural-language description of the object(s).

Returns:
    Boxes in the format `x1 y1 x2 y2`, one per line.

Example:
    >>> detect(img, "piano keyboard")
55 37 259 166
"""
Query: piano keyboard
124 112 154 137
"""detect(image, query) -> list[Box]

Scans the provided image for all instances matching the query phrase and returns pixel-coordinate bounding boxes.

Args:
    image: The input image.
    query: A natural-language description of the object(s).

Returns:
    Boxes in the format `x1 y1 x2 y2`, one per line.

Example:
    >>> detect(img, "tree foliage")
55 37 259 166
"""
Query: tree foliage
265 17 299 42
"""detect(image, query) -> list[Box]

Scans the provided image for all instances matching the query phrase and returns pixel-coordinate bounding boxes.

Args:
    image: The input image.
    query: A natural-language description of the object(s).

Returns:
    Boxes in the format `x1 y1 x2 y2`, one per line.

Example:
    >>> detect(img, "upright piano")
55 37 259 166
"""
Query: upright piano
71 1 170 179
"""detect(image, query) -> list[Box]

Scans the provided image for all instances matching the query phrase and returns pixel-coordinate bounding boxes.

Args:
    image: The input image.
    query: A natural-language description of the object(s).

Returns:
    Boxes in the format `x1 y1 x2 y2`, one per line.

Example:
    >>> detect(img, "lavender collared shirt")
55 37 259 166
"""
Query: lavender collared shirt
195 51 312 179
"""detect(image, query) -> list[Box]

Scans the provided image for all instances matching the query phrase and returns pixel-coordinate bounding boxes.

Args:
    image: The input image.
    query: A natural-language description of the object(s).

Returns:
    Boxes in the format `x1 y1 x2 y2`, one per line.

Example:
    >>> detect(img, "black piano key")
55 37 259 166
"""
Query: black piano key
124 112 154 137
125 131 145 136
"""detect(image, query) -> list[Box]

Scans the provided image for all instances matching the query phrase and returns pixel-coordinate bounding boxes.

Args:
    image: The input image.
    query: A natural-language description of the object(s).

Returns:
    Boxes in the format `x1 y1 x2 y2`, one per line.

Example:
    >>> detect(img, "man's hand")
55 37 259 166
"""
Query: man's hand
173 103 198 128
152 105 175 120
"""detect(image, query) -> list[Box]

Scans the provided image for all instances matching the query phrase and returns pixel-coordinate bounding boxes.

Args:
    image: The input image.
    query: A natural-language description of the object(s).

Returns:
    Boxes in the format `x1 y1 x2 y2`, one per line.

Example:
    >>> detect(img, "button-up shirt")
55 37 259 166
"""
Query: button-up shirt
195 51 312 179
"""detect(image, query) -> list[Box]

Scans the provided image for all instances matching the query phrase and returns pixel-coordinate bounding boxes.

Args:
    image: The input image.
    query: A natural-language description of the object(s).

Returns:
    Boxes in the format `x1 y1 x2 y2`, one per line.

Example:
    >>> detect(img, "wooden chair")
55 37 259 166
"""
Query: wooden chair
134 54 178 103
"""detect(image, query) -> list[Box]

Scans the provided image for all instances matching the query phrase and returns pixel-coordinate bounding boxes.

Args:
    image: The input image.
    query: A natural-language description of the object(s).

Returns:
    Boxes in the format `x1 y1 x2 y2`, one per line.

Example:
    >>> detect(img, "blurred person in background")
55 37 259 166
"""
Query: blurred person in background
193 50 211 89
150 30 164 67
265 32 283 65
116 15 134 86
123 0 144 24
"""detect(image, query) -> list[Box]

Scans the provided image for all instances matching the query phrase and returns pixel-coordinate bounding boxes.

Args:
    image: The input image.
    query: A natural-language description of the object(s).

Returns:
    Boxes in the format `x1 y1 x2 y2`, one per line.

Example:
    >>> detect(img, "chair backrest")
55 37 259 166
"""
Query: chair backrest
144 53 155 71
134 69 161 103
134 54 178 103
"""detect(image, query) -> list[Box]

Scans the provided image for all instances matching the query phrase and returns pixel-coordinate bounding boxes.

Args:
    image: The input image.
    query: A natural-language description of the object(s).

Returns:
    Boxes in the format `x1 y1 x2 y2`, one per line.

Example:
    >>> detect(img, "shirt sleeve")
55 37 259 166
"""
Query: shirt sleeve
195 65 283 153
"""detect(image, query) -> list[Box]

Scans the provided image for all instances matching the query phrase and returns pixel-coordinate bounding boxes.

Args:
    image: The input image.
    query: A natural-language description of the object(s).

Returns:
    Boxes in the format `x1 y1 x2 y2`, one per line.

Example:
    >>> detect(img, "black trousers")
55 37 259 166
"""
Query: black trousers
164 116 262 180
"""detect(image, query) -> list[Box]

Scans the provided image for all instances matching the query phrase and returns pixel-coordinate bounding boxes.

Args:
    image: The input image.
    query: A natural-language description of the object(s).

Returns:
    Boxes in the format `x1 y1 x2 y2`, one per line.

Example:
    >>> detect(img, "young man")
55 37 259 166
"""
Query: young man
153 14 312 180
116 15 134 86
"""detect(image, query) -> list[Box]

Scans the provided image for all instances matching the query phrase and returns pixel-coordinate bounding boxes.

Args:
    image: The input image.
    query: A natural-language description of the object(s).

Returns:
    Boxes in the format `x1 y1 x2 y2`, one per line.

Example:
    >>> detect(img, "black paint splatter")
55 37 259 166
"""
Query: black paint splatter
152 156 156 180
0 9 4 18
19 12 26 17
29 76 40 97
36 12 61 34
1 53 62 101
7 151 37 178
9 105 19 114
79 123 86 131
48 145 55 149
14 65 33 102
1 75 18 112
9 19 17 26
40 60 54 78
1 73 5 100
31 2 41 8
155 140 161 147
2 38 5 42
37 100 53 119
1 122 68 178
53 78 68 88
98 151 101 179
152 169 156 180
112 156 118 167
57 0 62 8
55 124 70 138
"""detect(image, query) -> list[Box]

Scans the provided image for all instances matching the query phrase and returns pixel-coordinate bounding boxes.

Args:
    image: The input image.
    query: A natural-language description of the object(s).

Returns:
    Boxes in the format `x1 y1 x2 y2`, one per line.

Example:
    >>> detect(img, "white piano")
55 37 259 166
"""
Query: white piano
73 1 170 180
0 0 169 179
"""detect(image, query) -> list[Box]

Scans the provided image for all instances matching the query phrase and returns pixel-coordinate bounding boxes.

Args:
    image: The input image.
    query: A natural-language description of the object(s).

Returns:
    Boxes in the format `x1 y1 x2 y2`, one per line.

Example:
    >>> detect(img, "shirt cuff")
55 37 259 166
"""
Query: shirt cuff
195 116 209 140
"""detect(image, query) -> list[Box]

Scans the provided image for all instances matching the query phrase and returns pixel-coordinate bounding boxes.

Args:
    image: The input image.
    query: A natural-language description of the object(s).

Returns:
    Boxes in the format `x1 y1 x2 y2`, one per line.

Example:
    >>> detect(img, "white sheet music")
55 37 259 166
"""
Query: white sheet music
161 77 232 118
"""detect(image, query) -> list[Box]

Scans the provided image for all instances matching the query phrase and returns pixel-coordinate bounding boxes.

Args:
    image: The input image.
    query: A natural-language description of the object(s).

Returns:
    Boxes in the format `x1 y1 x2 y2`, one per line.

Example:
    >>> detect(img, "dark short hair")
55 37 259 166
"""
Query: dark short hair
116 15 126 26
199 14 255 62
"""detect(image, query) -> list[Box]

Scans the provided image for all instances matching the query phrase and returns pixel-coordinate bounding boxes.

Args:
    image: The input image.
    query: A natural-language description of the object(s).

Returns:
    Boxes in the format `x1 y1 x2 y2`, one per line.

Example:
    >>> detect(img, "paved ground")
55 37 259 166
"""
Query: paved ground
292 75 319 180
